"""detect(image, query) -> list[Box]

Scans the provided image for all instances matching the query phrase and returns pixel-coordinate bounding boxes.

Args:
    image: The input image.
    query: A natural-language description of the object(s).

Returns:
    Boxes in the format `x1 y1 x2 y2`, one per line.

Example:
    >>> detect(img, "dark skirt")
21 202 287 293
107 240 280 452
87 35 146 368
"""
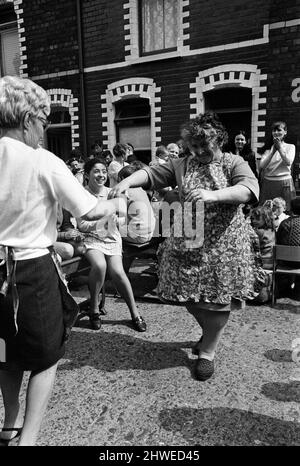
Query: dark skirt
259 177 296 211
0 253 66 371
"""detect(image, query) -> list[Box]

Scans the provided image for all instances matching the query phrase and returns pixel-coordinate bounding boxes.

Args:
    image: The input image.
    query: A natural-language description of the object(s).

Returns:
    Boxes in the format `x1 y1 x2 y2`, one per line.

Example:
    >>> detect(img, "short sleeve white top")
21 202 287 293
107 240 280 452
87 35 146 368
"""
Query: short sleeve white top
260 143 295 180
0 137 97 259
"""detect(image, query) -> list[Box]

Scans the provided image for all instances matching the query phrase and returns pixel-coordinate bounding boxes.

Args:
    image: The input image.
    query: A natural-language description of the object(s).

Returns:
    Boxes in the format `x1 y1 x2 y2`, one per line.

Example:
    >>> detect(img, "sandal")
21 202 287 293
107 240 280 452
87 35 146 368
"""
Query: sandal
0 427 22 446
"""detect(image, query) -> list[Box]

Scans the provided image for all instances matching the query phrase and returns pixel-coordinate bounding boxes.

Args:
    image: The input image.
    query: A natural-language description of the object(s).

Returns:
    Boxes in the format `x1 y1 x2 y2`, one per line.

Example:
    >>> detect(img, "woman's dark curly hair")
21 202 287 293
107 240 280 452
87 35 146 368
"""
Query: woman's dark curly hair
181 112 228 148
84 157 107 175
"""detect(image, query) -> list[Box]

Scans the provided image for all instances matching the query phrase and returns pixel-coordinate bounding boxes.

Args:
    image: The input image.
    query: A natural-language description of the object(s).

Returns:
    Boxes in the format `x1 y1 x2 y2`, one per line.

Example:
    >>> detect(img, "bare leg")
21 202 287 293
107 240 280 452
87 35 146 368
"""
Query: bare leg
85 249 107 314
0 369 24 440
186 304 230 360
106 255 139 319
18 362 58 446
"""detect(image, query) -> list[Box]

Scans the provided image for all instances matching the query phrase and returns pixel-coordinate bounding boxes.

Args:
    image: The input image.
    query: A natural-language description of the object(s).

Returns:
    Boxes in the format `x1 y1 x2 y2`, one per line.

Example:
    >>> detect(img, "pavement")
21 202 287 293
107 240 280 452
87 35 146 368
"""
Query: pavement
1 258 300 446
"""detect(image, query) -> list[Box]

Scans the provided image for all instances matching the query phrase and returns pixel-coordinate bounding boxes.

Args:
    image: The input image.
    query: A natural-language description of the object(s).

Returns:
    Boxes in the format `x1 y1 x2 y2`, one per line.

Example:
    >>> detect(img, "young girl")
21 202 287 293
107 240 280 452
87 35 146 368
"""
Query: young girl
270 197 290 231
249 205 276 303
108 143 130 188
259 121 296 210
77 158 146 332
250 205 276 270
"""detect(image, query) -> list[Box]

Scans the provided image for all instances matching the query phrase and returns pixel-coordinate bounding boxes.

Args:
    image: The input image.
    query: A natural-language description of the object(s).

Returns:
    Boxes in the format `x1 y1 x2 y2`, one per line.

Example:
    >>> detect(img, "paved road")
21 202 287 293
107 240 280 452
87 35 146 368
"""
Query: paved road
1 259 300 446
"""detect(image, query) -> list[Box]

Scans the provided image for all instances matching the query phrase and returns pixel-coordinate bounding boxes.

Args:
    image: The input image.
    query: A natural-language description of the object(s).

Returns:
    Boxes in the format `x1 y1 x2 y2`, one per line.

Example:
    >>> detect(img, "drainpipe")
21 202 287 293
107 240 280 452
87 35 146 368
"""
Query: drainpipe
76 0 88 158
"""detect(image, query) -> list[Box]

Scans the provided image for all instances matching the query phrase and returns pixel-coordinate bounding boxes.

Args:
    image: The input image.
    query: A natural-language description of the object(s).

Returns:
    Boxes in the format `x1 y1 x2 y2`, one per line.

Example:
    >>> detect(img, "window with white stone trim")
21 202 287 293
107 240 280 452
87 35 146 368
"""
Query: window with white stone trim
124 0 190 62
45 89 80 160
101 78 161 161
190 64 267 154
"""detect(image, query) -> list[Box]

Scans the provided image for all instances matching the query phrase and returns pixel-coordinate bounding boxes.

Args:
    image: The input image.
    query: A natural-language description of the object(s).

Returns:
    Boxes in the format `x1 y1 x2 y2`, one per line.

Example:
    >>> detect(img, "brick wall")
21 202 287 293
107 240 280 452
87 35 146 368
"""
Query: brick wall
19 0 299 166
84 43 268 150
22 0 78 76
82 0 125 67
188 0 271 49
266 22 300 184
269 0 300 23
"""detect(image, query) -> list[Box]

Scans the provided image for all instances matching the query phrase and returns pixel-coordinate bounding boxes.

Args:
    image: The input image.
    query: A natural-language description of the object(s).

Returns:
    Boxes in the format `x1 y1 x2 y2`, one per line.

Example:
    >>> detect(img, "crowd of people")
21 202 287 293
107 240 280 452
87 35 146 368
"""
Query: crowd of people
0 75 298 446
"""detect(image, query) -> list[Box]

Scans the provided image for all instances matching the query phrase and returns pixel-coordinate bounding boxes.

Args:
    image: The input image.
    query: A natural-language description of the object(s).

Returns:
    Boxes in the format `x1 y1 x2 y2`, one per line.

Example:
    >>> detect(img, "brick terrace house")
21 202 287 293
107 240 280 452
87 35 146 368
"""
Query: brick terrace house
1 0 300 179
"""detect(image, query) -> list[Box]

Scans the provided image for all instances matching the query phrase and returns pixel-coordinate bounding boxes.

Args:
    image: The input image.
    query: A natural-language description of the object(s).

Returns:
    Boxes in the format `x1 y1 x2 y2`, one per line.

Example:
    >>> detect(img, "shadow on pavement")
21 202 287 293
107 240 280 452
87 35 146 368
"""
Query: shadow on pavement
159 407 300 445
261 381 300 403
264 349 293 362
59 330 195 373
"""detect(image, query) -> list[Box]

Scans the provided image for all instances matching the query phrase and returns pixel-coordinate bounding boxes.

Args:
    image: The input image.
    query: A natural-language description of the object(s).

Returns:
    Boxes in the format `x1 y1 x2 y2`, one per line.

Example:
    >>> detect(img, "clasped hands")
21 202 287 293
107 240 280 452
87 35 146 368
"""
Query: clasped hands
273 137 283 151
108 180 216 204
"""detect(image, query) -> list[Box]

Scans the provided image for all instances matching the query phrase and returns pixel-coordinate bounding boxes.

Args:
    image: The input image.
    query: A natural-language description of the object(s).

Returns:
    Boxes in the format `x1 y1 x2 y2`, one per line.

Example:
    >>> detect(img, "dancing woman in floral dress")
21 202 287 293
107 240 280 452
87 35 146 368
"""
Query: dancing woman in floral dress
109 112 265 381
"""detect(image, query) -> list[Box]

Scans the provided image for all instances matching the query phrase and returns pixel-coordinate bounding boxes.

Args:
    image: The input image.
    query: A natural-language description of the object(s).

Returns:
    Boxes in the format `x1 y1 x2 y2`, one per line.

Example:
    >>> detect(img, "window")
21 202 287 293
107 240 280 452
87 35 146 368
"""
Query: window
0 27 20 76
44 107 72 161
139 0 179 55
115 97 151 164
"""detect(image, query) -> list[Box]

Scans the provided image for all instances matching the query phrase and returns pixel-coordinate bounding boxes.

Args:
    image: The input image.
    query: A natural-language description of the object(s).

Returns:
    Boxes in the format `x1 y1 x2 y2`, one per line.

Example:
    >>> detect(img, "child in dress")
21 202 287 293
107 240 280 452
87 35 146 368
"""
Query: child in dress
270 197 290 231
250 205 276 270
250 205 276 302
77 158 146 332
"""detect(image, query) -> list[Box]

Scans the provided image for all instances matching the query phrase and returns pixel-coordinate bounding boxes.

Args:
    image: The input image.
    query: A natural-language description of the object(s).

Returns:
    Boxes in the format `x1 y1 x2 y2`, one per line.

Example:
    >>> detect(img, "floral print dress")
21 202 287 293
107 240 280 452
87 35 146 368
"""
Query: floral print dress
157 153 266 305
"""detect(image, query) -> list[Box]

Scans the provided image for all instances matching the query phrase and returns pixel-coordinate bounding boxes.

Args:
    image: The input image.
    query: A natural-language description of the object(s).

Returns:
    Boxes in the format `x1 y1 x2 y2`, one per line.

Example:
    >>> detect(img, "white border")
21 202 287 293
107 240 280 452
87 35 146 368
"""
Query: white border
46 88 80 148
12 0 27 77
100 77 161 160
190 64 267 154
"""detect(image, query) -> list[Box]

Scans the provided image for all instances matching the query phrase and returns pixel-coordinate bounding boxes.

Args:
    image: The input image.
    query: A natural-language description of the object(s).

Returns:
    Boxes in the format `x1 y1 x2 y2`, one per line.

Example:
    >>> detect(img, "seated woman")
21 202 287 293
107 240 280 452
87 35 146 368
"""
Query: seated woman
276 197 300 294
118 163 156 244
77 158 146 332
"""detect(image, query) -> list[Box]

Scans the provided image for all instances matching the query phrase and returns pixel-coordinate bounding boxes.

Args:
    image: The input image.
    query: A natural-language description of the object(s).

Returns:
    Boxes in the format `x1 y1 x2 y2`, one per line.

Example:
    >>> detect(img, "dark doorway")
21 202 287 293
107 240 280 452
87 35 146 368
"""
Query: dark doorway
205 87 252 144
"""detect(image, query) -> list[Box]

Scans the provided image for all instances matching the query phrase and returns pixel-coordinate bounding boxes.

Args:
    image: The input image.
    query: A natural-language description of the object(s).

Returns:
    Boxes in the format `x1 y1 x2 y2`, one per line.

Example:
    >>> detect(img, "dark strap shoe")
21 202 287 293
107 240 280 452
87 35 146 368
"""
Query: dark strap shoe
132 316 147 332
89 313 102 330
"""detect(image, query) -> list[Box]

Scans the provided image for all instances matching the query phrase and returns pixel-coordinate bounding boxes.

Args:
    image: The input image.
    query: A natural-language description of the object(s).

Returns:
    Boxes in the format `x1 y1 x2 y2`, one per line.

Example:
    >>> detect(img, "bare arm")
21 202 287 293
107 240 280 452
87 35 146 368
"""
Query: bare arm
108 169 150 198
185 185 253 204
275 140 295 165
259 147 276 170
81 197 127 221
